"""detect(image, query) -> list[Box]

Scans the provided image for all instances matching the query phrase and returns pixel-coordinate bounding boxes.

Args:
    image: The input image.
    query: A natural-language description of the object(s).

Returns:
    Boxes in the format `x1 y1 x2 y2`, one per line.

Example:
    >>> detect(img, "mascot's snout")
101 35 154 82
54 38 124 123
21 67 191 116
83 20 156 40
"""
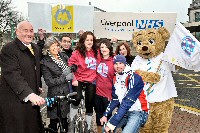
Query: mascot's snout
142 46 148 51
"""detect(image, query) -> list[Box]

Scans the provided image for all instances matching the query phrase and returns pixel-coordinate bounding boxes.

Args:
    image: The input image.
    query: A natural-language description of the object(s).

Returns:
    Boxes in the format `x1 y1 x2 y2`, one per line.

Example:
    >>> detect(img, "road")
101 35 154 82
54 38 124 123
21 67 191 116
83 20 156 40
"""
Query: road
173 68 200 113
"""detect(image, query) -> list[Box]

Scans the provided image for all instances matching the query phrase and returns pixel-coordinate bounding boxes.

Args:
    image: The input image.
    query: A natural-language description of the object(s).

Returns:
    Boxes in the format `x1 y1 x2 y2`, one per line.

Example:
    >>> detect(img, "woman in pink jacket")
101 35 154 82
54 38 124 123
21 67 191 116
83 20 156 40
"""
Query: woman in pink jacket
68 31 100 132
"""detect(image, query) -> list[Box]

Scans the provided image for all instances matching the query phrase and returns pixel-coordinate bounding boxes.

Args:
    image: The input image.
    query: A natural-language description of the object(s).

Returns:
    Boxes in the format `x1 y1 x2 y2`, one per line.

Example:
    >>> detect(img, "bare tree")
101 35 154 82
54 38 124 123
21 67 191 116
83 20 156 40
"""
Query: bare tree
0 0 24 38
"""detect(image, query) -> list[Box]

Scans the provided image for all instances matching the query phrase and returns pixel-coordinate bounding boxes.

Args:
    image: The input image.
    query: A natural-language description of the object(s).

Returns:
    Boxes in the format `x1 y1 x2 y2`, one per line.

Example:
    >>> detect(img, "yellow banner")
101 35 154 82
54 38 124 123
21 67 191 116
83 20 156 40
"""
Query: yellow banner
52 5 74 32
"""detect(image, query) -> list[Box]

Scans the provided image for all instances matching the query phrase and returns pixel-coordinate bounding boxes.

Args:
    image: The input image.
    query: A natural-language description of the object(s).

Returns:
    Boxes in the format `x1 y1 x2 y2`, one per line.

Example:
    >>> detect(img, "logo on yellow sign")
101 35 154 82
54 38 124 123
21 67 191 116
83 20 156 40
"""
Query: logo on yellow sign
52 5 74 32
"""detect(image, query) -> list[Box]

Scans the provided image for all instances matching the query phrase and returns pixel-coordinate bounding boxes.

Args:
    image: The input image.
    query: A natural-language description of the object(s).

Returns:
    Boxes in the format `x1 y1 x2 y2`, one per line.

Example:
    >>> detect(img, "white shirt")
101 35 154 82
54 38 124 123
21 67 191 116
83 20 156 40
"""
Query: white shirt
131 53 177 103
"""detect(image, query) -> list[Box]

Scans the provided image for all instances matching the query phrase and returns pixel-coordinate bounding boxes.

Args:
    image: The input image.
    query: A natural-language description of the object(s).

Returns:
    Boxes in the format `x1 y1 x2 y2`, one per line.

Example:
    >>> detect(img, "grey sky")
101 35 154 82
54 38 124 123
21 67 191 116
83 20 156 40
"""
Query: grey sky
13 0 192 23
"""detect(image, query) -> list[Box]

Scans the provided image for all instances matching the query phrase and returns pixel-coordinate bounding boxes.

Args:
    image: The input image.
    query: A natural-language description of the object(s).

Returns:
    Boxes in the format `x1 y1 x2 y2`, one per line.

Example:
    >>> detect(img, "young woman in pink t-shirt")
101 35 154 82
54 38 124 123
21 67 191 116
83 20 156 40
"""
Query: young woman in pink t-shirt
95 39 115 133
68 31 100 131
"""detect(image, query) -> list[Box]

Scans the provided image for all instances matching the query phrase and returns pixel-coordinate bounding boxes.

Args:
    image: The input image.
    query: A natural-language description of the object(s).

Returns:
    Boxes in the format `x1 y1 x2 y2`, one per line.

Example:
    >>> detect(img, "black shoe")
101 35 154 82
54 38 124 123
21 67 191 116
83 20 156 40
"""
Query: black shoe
62 117 69 132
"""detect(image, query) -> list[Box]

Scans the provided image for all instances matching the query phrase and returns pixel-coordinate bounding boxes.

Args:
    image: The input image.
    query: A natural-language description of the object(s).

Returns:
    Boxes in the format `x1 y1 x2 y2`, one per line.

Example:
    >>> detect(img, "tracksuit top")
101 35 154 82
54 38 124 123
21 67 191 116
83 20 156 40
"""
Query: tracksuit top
103 65 149 127
96 56 115 100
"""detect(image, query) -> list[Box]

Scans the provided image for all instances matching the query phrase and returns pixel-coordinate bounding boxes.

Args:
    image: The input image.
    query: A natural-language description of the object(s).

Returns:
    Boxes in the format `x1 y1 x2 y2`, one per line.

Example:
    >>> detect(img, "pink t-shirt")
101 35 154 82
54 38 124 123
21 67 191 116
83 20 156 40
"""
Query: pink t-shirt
96 57 114 100
68 50 100 83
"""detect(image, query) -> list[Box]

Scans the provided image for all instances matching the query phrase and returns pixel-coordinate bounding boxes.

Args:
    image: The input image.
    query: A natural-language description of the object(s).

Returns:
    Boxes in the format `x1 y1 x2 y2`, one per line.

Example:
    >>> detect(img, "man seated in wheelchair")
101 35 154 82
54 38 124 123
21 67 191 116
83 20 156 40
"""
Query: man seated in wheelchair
100 55 149 133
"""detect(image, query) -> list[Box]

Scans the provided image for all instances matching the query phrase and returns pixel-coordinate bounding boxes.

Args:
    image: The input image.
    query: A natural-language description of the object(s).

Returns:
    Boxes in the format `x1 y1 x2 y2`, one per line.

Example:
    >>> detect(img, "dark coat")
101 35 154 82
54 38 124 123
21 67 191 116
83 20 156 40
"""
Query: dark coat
62 48 73 58
40 53 70 119
0 38 43 133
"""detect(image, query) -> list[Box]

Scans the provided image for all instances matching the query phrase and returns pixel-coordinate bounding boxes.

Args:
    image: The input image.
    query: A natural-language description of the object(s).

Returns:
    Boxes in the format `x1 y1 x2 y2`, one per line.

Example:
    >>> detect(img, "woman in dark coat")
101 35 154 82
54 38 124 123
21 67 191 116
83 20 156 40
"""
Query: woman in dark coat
40 36 73 132
0 21 45 133
115 42 135 66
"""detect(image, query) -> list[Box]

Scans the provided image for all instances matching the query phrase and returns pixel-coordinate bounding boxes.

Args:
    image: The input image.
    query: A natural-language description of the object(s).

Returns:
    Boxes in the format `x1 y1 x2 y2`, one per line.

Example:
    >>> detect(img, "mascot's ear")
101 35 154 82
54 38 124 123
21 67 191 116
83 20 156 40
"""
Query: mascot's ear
158 27 170 40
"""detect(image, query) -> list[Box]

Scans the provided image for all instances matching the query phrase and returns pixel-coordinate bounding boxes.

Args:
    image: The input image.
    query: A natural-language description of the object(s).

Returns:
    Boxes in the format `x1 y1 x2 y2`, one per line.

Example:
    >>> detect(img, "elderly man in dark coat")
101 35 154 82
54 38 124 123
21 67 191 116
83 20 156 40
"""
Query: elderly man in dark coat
0 21 46 133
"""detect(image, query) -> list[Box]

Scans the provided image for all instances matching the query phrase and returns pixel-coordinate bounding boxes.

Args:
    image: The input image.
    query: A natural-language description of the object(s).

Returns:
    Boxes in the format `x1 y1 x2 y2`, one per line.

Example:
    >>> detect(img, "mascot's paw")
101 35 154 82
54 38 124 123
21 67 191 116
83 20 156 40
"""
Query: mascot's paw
135 70 161 84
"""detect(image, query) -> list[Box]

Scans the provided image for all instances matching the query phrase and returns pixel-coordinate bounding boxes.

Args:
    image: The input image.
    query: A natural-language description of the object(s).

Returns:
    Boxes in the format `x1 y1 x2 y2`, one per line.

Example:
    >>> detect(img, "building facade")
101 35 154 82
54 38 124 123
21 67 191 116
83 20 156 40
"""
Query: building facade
184 0 200 39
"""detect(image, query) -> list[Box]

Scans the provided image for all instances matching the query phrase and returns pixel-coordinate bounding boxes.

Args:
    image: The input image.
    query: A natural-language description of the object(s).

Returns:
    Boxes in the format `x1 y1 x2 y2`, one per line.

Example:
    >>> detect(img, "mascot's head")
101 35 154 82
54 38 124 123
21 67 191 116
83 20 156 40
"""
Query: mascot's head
132 27 170 59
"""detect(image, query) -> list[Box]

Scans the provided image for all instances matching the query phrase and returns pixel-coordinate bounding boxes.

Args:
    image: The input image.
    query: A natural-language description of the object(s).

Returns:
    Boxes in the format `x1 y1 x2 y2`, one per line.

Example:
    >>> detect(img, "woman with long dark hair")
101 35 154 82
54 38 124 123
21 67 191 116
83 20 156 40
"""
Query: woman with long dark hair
68 31 100 132
115 42 135 66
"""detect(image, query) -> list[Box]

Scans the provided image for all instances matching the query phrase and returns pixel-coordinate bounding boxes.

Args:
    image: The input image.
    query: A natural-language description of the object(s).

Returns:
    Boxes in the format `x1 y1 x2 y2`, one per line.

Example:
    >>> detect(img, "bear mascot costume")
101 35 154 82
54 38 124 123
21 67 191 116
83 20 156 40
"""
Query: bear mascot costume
131 27 177 133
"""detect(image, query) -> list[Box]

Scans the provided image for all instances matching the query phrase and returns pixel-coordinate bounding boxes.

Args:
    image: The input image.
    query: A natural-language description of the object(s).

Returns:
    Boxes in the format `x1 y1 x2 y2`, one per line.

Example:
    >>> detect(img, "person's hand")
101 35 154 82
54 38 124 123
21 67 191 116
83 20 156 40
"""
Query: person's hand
28 93 45 106
39 87 44 93
100 116 108 125
71 64 78 72
72 80 78 86
105 126 112 133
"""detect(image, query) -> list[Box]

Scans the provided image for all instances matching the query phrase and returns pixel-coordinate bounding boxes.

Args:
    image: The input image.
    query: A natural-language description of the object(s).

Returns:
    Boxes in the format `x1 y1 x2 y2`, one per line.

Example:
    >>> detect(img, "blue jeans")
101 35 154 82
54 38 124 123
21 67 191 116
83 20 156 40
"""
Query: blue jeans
103 110 148 133
117 110 148 133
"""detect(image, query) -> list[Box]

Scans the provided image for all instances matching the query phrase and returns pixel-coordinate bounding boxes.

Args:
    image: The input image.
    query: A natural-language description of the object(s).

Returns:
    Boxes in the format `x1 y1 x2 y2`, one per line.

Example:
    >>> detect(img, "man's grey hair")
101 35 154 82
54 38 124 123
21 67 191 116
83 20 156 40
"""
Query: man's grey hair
16 21 31 30
42 36 60 55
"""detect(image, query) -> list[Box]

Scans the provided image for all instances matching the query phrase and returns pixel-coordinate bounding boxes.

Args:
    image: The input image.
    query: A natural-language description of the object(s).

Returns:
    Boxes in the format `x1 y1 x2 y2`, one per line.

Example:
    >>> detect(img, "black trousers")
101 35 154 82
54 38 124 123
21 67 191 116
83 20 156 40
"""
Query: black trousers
72 81 96 113
94 94 111 126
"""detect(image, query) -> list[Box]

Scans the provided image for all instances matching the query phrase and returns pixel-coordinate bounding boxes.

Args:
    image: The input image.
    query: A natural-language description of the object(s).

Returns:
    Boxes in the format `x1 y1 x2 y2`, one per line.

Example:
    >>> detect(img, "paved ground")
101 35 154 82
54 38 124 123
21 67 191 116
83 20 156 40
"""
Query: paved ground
168 68 200 133
41 68 200 133
169 107 200 133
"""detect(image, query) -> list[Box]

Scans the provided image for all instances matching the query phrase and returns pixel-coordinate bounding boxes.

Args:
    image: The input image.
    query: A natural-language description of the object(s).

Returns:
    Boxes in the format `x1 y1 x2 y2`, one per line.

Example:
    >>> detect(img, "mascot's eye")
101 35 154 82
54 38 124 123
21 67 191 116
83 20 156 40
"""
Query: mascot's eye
149 39 155 44
137 41 142 45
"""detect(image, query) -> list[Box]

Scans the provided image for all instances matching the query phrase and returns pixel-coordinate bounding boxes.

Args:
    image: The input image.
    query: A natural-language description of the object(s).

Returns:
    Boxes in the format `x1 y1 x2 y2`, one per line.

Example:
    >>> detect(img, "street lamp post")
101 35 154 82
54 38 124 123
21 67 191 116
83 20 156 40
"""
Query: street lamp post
9 12 15 40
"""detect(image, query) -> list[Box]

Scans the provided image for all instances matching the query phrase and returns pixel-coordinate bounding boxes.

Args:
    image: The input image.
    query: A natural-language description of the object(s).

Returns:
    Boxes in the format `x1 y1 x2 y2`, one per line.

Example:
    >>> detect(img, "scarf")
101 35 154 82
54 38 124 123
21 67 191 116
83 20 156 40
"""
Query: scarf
48 52 68 72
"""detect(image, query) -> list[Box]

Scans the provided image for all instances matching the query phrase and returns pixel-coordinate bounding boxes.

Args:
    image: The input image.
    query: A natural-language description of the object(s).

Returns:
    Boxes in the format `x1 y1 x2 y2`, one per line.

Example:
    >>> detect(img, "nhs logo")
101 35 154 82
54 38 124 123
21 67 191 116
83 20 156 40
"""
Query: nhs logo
136 20 164 29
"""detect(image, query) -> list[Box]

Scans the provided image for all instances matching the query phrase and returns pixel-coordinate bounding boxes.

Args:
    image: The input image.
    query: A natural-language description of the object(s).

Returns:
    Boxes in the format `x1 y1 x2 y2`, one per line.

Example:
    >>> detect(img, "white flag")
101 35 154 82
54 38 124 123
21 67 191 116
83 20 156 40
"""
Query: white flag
163 21 200 71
